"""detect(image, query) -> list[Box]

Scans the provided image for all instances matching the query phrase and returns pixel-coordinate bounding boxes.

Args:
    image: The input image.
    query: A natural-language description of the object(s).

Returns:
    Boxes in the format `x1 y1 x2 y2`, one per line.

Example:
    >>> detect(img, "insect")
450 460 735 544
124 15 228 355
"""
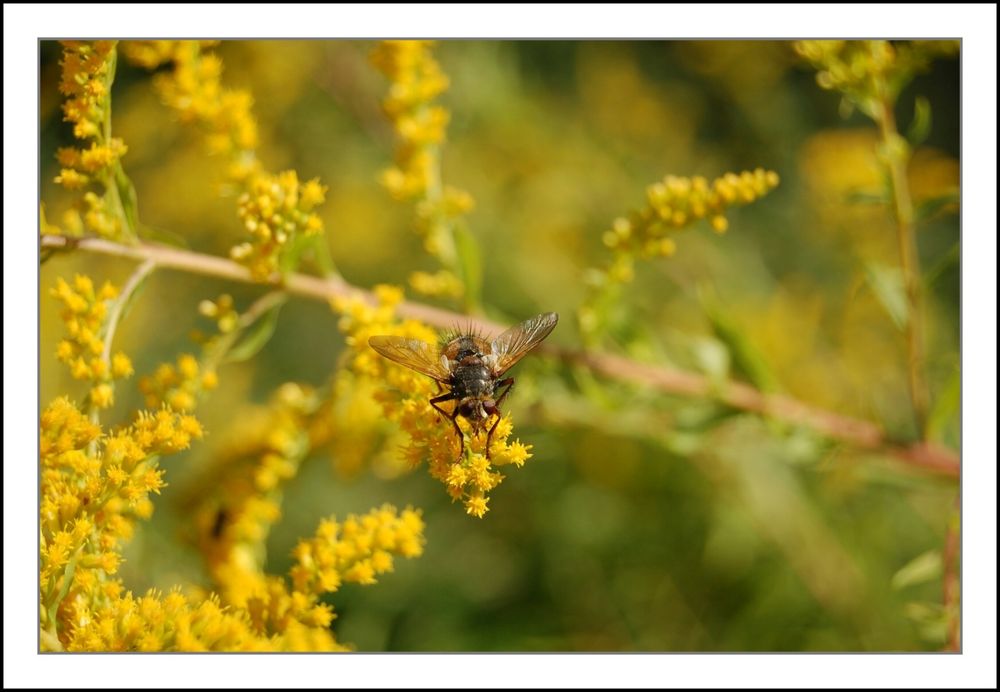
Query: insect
368 312 558 460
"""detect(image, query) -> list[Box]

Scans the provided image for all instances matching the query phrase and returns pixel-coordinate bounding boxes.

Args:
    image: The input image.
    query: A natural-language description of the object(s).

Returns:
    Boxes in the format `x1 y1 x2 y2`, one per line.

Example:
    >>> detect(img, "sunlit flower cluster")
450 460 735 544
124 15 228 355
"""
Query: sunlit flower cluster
57 41 117 142
333 286 533 517
408 268 466 300
40 396 204 650
123 40 328 279
50 41 132 241
240 505 424 646
601 169 781 280
794 40 959 114
189 383 319 608
51 275 133 409
63 589 268 652
123 40 258 157
181 379 425 650
371 40 475 300
230 169 328 279
138 353 218 412
580 169 780 341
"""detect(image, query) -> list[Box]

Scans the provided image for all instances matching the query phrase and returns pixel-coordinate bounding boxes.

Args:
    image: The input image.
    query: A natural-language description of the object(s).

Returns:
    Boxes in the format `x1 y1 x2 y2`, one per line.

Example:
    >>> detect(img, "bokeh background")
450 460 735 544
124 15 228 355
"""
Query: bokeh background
39 40 960 651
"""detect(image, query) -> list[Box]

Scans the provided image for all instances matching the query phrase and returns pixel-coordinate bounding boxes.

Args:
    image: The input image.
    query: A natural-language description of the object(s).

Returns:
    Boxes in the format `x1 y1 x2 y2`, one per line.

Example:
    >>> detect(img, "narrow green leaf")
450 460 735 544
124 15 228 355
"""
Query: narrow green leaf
865 262 909 330
700 288 779 393
309 235 338 278
139 224 189 249
453 224 482 311
690 335 730 383
924 242 959 288
223 301 283 364
906 96 933 147
915 191 960 223
927 367 960 443
892 550 943 590
115 165 140 238
845 188 890 206
117 266 154 323
903 601 948 644
279 233 314 275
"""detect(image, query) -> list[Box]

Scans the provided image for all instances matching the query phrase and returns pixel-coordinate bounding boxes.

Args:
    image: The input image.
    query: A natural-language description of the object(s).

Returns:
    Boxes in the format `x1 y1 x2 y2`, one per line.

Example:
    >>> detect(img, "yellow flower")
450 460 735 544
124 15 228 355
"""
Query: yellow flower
90 383 114 409
123 41 327 279
333 287 535 516
371 41 474 276
581 169 780 343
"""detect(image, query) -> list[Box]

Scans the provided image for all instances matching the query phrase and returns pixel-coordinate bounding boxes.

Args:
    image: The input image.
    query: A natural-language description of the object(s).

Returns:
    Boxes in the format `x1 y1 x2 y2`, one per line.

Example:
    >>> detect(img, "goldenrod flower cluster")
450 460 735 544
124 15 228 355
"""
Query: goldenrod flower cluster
63 589 269 652
122 40 257 156
602 169 781 282
51 41 131 241
182 381 424 650
238 505 424 647
333 286 532 517
371 40 475 300
794 40 959 112
51 275 133 410
122 41 328 280
580 169 779 342
40 397 204 650
409 269 466 300
370 40 451 201
190 384 319 608
198 293 240 333
230 169 328 279
138 353 218 412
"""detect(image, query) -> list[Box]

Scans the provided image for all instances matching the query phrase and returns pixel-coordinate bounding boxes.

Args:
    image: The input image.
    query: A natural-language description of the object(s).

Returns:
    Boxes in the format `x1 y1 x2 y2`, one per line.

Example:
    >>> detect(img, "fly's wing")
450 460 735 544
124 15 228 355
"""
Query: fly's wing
368 336 450 382
489 312 558 375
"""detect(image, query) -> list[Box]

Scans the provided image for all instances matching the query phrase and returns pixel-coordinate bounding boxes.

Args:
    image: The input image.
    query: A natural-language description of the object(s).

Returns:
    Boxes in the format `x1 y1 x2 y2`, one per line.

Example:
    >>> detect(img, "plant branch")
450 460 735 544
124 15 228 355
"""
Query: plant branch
942 495 960 651
41 234 959 478
872 51 930 438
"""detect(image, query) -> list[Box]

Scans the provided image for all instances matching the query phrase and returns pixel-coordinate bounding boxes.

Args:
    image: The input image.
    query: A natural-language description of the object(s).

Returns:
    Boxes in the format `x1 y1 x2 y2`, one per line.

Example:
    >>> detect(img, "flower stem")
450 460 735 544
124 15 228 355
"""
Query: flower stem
872 56 930 439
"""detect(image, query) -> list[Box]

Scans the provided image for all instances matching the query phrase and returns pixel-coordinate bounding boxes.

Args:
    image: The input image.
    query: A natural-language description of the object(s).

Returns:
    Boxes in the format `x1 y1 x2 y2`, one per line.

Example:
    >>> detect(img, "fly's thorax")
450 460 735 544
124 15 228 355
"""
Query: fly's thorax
449 362 493 400
442 335 490 363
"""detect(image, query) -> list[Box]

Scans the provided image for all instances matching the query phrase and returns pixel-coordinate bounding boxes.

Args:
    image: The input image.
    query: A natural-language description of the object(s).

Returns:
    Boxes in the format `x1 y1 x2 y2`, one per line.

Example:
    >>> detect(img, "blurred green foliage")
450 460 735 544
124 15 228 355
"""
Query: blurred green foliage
39 40 959 651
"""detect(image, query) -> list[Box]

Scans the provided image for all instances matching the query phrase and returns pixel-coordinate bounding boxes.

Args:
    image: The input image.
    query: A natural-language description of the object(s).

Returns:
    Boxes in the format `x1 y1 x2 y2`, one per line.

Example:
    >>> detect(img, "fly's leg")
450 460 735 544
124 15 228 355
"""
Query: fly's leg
430 383 446 421
484 377 514 460
430 392 464 461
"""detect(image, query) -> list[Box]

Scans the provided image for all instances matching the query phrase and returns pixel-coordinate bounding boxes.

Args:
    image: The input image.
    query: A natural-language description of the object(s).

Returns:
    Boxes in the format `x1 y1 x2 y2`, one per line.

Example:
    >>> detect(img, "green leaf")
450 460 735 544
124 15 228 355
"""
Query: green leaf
892 550 943 590
139 224 189 249
453 224 482 312
924 242 959 288
865 262 909 330
279 233 313 275
845 188 890 206
903 601 948 644
915 191 960 223
690 335 730 383
906 96 933 147
114 165 140 238
223 301 284 364
309 235 338 277
927 367 960 443
699 287 780 393
117 265 154 323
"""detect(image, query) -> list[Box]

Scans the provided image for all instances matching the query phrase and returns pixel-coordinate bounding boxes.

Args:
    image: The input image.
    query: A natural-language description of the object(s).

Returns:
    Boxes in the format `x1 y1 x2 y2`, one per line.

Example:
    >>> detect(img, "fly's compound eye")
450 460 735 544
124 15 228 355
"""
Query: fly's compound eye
458 401 477 418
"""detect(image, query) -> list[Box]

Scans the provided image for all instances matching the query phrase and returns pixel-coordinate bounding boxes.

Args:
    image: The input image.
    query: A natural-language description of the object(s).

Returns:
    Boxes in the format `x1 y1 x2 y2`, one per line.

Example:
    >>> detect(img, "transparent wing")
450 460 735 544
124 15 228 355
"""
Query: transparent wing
368 335 450 382
489 312 558 375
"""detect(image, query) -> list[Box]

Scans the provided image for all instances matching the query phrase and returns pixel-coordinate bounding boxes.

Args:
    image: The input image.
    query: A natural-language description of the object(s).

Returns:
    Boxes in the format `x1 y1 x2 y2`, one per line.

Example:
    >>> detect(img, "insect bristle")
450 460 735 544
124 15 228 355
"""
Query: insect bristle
439 320 484 346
